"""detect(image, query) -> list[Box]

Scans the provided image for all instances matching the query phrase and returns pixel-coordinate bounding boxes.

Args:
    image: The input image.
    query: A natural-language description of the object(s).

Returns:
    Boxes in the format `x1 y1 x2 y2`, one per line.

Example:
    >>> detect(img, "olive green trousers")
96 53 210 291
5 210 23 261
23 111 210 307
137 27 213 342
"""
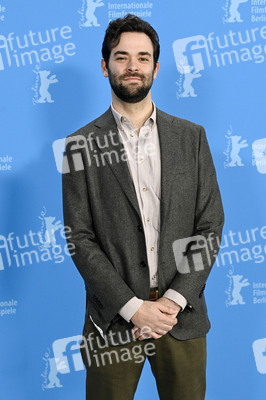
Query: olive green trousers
80 318 207 400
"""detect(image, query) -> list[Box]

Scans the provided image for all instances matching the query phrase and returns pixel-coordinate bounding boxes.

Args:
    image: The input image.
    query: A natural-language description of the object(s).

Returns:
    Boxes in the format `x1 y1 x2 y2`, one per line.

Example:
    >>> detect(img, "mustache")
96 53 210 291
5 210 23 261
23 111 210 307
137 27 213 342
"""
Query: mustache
121 74 144 79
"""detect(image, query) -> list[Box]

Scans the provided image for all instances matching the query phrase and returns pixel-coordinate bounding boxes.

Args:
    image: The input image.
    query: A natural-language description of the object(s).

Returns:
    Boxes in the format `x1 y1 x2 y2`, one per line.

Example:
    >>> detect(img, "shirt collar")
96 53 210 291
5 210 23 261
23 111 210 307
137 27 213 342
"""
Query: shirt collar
111 101 156 129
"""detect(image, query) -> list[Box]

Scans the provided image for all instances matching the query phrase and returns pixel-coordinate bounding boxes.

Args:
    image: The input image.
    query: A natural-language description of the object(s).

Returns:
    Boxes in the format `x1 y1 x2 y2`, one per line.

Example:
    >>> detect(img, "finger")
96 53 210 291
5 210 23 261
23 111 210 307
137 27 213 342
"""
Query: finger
159 322 178 332
134 331 142 339
155 321 176 332
139 329 153 340
169 312 179 318
153 329 167 336
132 326 143 338
137 335 146 341
159 299 181 312
157 303 178 314
150 332 163 339
159 316 178 327
132 326 139 334
167 313 178 320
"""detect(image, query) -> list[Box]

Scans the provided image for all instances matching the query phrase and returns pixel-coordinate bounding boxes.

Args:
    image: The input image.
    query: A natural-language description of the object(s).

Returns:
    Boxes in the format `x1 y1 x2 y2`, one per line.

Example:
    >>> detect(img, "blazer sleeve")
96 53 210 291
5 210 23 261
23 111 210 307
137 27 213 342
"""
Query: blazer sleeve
168 126 225 308
61 135 136 324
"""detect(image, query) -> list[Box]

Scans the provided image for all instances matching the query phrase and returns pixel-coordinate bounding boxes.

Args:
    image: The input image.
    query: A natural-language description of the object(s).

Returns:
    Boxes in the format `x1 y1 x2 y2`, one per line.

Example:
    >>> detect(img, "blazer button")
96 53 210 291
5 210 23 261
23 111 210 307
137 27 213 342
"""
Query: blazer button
140 261 147 267
138 225 143 232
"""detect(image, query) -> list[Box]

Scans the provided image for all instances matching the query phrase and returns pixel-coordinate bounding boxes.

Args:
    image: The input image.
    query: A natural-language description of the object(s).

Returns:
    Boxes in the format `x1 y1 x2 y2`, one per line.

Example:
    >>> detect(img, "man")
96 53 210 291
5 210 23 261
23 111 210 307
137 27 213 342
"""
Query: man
62 14 224 400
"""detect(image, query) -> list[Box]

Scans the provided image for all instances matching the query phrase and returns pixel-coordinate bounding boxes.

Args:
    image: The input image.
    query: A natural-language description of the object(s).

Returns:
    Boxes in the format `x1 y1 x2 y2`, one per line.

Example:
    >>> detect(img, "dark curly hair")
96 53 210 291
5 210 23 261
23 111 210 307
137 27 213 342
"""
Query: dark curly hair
102 14 160 70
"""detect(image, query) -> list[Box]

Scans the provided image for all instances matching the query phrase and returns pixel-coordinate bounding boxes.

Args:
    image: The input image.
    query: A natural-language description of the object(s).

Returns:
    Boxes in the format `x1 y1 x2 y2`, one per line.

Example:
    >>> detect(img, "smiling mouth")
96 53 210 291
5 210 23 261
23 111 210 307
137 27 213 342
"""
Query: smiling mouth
123 77 142 81
124 78 142 84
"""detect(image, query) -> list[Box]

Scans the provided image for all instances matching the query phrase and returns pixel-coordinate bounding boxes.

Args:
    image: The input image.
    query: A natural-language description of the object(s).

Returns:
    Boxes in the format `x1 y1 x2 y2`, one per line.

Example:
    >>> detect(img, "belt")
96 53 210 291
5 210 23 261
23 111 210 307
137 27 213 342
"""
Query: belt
149 287 159 301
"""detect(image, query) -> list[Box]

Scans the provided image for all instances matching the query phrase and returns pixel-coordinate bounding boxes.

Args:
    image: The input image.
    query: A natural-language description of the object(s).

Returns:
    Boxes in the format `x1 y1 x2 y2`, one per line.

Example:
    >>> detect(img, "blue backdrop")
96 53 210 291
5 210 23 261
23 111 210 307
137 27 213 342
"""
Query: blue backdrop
1 1 266 399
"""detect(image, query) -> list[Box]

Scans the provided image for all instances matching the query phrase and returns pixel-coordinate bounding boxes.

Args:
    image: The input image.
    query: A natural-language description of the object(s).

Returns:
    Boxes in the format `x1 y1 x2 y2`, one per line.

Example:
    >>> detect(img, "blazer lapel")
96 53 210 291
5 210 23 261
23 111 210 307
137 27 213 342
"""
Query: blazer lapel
91 107 142 220
156 109 184 238
90 107 182 237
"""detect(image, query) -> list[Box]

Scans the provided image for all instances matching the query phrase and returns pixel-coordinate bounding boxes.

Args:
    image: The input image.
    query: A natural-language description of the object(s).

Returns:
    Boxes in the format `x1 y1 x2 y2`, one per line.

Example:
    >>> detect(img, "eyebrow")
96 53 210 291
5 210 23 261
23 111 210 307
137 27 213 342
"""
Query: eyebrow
113 51 152 57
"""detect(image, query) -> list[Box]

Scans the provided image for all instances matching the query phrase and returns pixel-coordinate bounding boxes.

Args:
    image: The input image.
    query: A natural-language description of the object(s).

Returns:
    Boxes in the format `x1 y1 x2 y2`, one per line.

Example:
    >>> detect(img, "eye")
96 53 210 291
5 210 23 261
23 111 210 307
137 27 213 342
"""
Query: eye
139 57 149 62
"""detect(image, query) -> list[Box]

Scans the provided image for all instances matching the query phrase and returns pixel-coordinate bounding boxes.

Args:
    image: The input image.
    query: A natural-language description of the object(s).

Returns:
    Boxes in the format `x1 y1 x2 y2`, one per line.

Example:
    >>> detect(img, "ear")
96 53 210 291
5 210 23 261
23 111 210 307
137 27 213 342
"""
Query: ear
101 58 109 77
153 61 159 79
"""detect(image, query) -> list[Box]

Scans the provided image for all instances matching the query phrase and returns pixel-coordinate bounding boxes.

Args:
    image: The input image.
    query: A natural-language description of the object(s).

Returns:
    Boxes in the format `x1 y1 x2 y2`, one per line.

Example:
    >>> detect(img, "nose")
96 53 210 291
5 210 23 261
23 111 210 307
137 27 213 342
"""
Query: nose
126 58 139 73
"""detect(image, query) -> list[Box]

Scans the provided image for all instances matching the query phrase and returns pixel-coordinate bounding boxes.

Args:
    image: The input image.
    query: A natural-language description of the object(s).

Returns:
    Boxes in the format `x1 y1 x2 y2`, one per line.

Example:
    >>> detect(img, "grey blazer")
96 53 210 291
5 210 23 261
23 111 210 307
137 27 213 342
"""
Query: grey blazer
62 106 224 343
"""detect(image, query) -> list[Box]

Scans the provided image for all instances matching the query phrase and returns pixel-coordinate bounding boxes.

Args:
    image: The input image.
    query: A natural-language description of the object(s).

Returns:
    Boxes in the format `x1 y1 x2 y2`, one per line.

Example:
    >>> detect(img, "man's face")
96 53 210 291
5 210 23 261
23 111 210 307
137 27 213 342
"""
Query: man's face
101 32 159 103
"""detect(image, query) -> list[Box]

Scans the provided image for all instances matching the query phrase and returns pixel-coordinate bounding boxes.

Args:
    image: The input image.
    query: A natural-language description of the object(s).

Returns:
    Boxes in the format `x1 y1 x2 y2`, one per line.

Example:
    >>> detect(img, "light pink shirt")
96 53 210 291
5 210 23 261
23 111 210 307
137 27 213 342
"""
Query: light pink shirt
110 102 187 323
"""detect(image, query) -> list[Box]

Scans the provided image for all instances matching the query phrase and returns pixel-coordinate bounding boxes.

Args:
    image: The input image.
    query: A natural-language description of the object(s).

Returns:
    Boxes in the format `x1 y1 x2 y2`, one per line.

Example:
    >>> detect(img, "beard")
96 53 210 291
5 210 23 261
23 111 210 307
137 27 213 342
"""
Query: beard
107 68 154 103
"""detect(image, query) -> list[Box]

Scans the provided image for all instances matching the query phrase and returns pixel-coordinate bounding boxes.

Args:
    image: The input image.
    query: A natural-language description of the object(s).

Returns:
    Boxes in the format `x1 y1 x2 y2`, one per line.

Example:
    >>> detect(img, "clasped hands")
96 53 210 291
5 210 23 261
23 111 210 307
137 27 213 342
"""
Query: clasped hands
131 297 181 341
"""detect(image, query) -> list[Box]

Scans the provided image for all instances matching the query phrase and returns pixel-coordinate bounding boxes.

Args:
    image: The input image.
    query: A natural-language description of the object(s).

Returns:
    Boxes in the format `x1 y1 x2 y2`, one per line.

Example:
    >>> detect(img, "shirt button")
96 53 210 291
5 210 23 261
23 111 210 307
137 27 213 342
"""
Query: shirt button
130 133 134 137
122 117 127 122
139 158 144 163
143 187 147 192
147 217 150 222
150 247 154 251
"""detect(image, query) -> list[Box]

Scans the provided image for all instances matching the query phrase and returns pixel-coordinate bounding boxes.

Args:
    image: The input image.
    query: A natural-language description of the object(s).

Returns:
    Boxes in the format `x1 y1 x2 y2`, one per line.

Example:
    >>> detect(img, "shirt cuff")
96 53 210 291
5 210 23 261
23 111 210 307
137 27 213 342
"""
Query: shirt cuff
163 289 187 311
118 297 144 322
